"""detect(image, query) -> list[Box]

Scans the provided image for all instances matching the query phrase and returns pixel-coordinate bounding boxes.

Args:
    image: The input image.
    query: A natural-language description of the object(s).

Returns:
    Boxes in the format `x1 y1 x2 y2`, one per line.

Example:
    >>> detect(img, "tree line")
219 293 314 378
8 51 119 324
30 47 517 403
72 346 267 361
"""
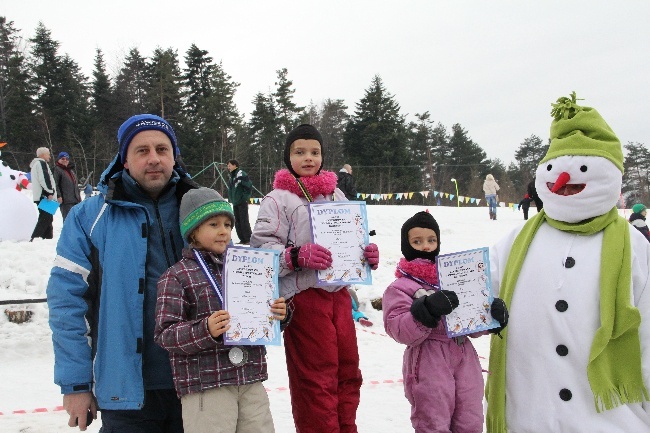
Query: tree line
1 17 647 205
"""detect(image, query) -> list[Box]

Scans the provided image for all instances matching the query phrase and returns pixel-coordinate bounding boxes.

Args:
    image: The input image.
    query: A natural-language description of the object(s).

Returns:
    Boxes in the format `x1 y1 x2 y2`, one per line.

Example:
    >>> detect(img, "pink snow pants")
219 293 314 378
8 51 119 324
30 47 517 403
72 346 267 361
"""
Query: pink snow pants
404 337 484 433
284 288 363 433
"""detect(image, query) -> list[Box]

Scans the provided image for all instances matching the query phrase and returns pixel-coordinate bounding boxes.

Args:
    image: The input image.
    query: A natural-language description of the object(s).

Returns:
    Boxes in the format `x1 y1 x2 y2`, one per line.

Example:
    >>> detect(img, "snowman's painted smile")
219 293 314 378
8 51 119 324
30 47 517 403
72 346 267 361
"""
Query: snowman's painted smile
546 182 585 196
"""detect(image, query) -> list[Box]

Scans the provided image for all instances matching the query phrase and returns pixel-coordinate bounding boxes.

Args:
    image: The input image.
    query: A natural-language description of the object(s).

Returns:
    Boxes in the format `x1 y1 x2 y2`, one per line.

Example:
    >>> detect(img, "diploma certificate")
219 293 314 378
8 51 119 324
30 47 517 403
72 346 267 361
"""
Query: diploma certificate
436 247 499 337
223 246 282 346
308 201 372 286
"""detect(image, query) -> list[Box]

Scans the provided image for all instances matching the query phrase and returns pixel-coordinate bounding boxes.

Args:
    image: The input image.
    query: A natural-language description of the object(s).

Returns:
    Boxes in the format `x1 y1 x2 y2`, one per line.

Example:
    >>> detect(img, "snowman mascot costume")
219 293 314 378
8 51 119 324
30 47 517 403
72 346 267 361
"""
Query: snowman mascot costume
485 93 650 432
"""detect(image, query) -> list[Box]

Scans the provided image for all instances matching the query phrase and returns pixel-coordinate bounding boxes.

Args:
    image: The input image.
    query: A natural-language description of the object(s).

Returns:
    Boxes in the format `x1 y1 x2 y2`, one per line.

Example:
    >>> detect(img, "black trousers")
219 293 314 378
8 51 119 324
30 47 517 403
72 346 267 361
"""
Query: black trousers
60 203 77 221
99 389 183 433
233 202 252 243
31 202 54 240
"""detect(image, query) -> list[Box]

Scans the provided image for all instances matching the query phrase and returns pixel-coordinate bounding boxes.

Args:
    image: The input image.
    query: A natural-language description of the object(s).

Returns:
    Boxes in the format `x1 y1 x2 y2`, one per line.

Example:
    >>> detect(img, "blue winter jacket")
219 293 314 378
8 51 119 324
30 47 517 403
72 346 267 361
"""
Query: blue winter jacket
46 155 198 410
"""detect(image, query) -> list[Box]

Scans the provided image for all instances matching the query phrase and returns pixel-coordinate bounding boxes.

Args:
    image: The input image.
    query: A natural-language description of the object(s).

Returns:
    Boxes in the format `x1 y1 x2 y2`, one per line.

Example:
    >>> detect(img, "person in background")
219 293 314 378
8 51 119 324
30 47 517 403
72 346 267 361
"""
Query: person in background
250 124 380 432
629 203 650 242
83 183 93 199
155 187 288 433
527 179 544 211
383 210 508 432
518 193 533 220
348 287 373 327
53 151 81 221
226 159 253 245
337 163 358 201
483 174 500 220
29 147 57 241
46 114 197 432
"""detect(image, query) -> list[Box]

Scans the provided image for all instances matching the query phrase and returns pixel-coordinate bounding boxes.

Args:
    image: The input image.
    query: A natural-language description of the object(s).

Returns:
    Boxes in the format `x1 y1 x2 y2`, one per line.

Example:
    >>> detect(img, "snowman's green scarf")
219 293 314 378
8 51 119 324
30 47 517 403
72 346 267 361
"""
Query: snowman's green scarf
485 207 648 433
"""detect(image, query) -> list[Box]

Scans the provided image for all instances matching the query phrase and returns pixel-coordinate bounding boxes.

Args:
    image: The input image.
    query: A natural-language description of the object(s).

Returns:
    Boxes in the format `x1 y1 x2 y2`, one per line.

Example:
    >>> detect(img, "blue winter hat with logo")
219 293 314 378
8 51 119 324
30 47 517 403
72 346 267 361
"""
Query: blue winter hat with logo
117 114 178 163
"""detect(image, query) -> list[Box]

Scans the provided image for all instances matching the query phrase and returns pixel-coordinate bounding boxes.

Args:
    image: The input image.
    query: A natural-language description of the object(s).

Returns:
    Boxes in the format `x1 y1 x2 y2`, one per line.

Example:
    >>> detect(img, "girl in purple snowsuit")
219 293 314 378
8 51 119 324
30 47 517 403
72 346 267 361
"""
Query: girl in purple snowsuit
383 211 508 433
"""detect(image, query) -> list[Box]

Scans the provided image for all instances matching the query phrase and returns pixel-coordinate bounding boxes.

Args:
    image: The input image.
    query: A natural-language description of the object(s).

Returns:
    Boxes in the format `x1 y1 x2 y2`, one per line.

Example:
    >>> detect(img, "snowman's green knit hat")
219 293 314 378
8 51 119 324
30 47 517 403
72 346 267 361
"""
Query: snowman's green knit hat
540 92 624 174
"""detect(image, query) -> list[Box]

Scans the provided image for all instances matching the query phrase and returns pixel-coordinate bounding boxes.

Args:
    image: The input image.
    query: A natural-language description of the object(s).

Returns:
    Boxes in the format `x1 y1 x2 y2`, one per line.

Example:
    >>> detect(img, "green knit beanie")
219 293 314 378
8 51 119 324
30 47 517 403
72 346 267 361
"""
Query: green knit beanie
632 203 647 214
540 92 624 174
180 188 234 242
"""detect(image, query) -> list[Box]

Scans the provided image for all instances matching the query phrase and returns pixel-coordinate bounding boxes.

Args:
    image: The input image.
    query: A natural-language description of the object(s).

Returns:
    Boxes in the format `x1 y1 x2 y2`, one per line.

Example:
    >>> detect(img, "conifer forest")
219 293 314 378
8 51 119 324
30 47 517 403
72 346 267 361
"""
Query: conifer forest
1 17 648 205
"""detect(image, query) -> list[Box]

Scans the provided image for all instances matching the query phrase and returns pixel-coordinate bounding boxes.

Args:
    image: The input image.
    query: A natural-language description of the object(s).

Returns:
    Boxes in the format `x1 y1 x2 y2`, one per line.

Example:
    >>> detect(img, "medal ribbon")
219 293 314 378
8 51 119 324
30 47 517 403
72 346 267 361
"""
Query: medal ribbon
293 175 314 202
293 174 337 203
192 249 224 306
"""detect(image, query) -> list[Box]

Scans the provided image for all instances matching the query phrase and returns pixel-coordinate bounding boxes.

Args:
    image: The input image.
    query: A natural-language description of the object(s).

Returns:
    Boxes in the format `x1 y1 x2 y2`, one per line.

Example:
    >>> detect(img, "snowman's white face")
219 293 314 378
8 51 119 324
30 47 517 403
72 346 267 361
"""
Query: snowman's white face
535 155 622 223
0 160 20 190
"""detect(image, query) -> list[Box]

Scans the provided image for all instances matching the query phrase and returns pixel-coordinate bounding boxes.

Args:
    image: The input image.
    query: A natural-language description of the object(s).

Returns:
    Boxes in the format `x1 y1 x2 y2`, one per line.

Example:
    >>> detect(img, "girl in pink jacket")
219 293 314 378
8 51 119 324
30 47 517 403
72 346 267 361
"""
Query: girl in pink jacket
250 124 379 433
383 211 507 433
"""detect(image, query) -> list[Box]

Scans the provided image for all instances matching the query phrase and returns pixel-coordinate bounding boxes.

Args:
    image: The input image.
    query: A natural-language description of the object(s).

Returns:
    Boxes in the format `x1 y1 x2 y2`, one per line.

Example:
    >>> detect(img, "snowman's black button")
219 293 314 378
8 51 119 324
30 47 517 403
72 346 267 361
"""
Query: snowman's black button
556 345 568 356
564 257 575 268
556 300 568 312
559 388 572 401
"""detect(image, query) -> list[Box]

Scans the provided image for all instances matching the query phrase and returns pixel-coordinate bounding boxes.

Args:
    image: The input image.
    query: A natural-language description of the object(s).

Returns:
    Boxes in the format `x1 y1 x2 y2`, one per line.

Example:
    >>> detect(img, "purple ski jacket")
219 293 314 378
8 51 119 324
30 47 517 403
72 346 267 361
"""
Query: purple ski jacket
383 258 485 433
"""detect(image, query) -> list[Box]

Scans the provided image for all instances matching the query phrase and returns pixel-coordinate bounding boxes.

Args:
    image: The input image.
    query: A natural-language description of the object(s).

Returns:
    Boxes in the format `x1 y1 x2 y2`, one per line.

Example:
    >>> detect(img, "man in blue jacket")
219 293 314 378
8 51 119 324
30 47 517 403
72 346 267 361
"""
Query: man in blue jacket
47 114 198 432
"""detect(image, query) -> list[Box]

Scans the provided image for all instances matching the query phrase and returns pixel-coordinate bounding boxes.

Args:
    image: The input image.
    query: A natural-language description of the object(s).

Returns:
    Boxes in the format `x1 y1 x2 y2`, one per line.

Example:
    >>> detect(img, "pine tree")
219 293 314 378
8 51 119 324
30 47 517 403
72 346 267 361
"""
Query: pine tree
90 49 112 125
180 44 216 174
57 54 91 153
29 22 64 148
510 134 548 191
146 47 183 121
114 48 148 121
88 48 115 179
623 141 650 205
409 112 435 191
183 44 215 123
0 16 38 169
429 122 452 194
446 123 488 200
274 68 303 134
316 98 349 171
344 75 416 195
29 23 89 153
201 61 241 168
248 92 282 192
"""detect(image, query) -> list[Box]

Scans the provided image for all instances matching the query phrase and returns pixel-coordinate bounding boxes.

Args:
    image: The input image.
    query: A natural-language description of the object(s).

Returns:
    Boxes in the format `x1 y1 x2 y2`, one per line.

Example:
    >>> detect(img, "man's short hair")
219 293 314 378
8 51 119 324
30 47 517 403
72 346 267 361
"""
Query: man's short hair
36 147 50 157
228 159 239 167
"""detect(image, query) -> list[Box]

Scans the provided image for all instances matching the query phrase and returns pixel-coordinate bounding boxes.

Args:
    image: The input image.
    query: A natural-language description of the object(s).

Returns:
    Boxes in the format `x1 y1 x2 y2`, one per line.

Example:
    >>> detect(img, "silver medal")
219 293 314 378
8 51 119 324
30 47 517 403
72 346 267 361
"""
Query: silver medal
228 347 248 366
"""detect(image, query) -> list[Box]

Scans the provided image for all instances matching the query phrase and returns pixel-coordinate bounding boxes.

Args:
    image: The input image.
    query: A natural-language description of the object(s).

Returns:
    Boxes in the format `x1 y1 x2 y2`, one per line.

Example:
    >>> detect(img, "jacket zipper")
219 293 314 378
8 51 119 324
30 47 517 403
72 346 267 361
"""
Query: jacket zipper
153 200 173 268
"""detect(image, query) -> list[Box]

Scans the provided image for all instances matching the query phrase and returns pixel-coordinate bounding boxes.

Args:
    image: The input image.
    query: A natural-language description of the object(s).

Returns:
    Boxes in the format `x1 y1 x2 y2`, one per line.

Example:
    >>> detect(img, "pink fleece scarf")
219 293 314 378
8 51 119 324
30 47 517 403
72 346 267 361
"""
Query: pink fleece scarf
273 169 338 198
395 258 439 287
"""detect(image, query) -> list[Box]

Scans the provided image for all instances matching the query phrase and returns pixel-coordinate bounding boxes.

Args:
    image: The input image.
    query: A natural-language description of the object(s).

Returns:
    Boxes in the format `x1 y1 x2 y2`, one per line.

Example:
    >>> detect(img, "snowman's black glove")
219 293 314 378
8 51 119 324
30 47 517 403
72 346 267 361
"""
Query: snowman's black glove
489 298 509 337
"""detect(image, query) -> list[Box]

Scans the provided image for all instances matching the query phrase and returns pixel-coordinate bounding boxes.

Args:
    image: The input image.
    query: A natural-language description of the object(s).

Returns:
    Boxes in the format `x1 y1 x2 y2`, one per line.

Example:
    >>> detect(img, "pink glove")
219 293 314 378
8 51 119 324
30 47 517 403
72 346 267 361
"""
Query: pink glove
285 243 332 271
364 243 379 270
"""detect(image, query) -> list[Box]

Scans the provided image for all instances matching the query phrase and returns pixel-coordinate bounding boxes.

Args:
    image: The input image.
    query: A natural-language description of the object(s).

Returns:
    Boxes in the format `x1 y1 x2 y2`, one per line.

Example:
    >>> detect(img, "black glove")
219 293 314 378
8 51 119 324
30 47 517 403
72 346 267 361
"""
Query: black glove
489 297 509 336
410 290 459 328
425 290 459 317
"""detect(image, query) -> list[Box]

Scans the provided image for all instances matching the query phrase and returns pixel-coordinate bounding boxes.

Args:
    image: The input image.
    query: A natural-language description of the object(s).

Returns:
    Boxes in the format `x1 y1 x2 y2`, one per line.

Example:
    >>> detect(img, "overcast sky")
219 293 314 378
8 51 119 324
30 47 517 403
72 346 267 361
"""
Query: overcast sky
2 0 648 164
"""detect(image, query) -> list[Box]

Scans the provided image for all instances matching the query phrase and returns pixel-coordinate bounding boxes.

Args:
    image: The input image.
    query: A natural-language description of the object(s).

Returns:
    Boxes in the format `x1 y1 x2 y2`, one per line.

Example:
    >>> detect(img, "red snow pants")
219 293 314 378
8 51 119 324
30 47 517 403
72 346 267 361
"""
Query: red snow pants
284 287 362 433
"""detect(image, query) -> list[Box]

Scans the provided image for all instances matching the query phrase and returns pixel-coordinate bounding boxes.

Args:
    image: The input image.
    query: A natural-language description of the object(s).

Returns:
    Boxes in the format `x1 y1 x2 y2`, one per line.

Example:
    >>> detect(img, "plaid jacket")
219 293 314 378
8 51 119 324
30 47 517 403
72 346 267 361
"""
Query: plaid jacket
154 248 267 398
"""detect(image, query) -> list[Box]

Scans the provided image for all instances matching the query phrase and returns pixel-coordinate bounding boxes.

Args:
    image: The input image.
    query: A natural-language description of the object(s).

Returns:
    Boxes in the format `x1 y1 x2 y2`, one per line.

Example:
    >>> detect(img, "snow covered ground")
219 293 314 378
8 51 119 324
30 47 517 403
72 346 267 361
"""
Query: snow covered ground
0 197 545 432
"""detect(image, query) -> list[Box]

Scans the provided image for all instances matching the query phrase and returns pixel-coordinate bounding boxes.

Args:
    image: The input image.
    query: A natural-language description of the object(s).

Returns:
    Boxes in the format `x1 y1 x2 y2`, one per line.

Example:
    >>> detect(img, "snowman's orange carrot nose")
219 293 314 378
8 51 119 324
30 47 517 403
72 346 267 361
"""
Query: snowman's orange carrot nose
551 172 571 193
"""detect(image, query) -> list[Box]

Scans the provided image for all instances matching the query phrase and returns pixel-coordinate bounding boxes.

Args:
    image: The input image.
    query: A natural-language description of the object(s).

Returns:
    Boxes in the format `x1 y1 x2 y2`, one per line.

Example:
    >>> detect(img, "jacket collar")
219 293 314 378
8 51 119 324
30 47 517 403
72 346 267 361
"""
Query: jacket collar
272 169 338 199
395 258 439 286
